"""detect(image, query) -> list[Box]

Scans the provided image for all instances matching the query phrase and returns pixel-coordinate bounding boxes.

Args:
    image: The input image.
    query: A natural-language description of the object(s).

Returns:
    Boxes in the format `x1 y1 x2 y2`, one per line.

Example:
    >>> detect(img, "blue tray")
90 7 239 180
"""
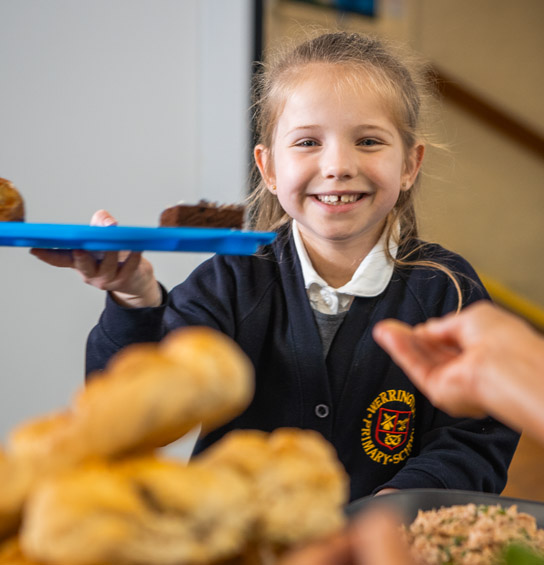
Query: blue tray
0 222 276 255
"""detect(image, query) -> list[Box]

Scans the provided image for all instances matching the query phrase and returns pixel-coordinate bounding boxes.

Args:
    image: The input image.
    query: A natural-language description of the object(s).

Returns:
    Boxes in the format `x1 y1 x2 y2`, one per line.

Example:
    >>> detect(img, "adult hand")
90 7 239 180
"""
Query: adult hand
278 508 412 565
30 210 162 308
373 301 544 439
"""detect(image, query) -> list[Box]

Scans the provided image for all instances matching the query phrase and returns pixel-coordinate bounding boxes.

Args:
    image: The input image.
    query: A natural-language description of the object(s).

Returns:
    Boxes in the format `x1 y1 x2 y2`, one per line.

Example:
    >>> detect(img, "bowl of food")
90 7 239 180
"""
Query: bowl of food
347 489 544 564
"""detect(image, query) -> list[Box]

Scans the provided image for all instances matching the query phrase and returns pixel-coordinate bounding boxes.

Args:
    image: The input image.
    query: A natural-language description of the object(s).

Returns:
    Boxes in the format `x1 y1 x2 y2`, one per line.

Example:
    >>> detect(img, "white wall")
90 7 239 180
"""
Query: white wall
0 0 253 456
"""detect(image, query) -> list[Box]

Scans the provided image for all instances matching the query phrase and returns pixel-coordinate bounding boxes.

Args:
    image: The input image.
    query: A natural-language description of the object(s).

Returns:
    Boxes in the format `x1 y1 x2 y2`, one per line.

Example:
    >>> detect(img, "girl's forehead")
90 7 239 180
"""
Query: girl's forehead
280 63 393 116
290 62 378 91
281 63 388 108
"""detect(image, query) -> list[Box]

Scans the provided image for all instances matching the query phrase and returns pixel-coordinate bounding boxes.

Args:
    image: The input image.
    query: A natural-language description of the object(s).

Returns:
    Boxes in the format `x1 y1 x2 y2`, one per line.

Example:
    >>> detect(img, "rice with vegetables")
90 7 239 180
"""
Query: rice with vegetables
406 503 544 564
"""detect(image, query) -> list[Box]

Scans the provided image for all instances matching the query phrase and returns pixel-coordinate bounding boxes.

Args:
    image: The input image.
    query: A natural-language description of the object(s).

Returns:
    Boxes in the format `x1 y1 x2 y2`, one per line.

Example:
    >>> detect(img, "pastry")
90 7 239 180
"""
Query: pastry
0 449 35 540
21 456 255 565
7 326 254 474
159 200 245 229
0 178 24 222
0 537 40 565
7 411 88 475
197 428 350 549
76 326 255 456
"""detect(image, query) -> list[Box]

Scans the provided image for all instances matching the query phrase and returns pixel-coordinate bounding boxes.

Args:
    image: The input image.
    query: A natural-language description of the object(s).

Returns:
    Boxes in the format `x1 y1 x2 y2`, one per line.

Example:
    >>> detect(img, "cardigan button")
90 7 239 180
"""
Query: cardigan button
315 404 330 418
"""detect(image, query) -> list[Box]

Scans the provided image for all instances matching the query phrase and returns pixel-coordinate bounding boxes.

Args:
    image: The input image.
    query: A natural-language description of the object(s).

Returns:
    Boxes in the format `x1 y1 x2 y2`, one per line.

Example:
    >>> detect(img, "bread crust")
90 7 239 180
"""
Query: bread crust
197 428 350 548
8 327 254 466
0 178 24 222
21 456 255 565
3 327 254 541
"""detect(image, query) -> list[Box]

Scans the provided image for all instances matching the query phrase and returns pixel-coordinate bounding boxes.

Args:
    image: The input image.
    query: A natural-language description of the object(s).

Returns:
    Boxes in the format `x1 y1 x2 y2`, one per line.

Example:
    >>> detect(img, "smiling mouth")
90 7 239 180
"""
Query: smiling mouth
314 194 364 205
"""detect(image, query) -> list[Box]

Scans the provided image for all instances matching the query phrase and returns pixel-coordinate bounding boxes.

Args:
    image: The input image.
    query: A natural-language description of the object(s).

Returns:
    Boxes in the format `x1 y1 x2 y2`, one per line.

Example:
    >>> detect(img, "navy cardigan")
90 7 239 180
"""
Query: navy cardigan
87 228 519 502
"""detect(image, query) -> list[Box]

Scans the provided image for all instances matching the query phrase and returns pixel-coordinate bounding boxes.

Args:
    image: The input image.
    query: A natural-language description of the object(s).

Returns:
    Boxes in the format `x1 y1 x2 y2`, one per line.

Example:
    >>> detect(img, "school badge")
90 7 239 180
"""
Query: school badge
360 390 416 466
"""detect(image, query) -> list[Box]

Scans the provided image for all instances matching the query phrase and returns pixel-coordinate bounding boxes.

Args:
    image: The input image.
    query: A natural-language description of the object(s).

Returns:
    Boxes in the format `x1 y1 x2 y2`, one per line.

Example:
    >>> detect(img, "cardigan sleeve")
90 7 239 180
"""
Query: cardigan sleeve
373 413 519 493
85 284 170 376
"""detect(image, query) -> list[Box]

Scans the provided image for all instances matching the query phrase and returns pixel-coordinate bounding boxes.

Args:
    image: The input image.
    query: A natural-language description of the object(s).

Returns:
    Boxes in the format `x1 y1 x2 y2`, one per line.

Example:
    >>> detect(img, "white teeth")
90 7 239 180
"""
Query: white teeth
320 195 339 203
317 194 359 205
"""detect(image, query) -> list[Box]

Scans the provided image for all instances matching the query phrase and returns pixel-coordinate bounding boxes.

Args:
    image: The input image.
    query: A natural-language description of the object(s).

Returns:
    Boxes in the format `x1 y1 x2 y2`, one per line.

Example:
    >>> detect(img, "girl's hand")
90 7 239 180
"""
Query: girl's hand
30 210 162 308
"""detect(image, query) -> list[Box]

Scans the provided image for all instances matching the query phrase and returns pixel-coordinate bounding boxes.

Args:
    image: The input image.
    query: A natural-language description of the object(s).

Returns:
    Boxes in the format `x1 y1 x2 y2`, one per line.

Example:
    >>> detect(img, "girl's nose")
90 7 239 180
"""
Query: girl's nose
320 143 357 180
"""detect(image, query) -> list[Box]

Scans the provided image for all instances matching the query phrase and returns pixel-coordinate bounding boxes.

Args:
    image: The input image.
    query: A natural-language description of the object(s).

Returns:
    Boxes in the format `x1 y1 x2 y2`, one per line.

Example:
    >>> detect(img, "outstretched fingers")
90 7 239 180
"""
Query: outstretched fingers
372 320 444 381
72 250 142 291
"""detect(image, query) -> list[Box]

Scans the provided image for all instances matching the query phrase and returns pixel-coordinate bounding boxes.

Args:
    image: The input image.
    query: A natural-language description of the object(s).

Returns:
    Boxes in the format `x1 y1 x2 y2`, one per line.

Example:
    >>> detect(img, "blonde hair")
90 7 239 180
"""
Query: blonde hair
248 31 465 309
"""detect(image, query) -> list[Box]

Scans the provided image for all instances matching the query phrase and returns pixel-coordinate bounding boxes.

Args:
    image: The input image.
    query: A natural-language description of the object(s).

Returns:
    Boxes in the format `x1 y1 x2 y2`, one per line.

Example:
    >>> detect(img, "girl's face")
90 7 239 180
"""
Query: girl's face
255 65 424 251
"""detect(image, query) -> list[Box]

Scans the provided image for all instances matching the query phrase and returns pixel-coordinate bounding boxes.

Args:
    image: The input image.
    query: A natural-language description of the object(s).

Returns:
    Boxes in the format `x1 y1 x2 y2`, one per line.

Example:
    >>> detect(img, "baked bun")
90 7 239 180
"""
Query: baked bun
197 428 349 549
21 456 255 565
0 450 35 540
7 326 254 475
159 200 245 229
0 178 24 222
7 411 88 476
76 326 254 456
159 327 254 434
0 538 40 565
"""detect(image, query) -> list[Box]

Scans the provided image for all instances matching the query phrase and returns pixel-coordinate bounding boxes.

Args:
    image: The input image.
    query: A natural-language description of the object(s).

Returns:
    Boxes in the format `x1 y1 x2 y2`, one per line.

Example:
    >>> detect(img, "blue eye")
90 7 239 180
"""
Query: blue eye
359 138 381 147
296 139 318 147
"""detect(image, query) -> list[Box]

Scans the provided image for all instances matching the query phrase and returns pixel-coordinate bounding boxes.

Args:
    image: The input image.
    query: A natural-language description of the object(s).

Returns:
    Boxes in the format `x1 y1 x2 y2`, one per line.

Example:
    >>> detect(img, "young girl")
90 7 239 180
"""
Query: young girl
33 32 518 502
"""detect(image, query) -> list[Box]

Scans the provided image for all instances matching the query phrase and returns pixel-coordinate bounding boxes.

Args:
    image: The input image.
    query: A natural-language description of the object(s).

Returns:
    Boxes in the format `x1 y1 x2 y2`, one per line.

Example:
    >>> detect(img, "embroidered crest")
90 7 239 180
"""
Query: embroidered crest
376 408 412 450
360 389 416 466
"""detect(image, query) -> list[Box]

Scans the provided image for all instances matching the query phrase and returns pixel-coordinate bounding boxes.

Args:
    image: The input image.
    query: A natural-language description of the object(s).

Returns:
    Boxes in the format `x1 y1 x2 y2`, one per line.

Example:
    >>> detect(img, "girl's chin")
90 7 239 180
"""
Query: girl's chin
303 227 362 243
299 221 385 247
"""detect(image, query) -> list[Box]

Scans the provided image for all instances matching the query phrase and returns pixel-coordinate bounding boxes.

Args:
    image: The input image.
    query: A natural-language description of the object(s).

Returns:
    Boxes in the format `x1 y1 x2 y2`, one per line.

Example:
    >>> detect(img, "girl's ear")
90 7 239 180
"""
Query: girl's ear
254 145 276 192
401 143 425 191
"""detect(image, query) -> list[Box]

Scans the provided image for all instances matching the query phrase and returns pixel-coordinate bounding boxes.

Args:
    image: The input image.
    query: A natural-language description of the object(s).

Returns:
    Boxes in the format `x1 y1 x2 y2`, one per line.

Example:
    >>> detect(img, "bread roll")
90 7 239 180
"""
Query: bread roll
159 327 255 434
197 428 350 548
4 326 254 536
7 411 88 475
9 326 254 466
0 537 40 565
21 456 255 565
0 178 24 222
76 326 254 456
0 450 35 540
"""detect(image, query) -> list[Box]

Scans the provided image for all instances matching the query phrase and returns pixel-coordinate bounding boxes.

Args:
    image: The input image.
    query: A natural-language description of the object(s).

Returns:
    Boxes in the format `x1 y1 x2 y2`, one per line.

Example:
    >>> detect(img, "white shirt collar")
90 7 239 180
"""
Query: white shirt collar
292 220 398 314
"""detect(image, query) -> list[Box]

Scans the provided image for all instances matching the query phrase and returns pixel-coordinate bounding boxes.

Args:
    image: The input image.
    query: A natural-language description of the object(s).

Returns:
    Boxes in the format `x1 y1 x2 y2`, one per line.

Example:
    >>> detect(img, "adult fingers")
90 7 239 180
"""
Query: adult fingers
350 509 413 565
422 353 488 418
417 301 496 346
278 531 353 565
373 320 440 379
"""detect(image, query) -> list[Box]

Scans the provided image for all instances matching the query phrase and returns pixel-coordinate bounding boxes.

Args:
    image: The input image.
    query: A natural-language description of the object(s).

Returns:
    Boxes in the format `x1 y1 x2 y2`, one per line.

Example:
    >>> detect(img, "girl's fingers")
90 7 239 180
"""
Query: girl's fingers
29 248 75 268
72 250 100 280
117 251 143 280
96 251 122 282
91 209 118 226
